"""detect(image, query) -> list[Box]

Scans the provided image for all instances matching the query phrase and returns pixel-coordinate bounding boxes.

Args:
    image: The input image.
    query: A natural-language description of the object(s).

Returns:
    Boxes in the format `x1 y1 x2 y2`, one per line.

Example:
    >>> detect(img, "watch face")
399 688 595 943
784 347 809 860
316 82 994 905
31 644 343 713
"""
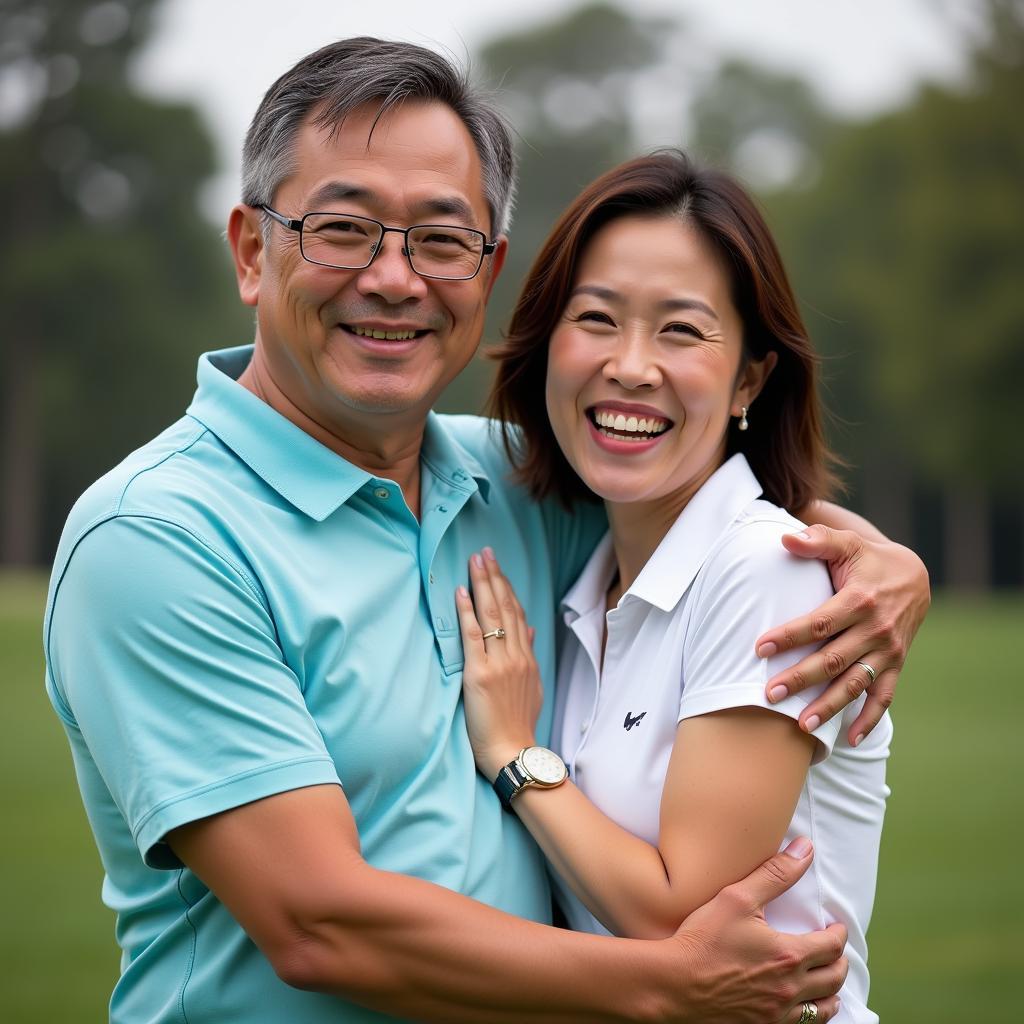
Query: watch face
521 746 567 785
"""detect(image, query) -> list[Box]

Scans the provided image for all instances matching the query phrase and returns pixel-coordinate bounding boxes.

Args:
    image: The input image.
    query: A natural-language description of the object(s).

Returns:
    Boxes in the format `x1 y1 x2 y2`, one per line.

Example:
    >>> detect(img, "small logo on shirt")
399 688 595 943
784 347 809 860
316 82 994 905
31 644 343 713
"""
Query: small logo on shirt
623 711 647 731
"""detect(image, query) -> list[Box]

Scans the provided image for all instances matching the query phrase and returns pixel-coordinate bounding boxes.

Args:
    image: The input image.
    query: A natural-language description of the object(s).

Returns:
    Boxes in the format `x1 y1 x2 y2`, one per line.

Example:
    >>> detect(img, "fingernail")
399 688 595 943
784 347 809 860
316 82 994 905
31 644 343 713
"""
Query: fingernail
787 836 812 859
472 553 484 569
791 530 811 541
483 546 496 562
804 714 821 732
853 733 864 748
457 585 469 599
757 641 778 658
768 685 788 703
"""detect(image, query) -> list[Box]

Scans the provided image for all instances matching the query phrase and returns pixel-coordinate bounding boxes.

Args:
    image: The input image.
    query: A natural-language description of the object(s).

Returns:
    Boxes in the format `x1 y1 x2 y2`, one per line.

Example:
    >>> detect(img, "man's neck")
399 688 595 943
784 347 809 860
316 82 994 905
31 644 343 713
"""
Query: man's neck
237 346 425 518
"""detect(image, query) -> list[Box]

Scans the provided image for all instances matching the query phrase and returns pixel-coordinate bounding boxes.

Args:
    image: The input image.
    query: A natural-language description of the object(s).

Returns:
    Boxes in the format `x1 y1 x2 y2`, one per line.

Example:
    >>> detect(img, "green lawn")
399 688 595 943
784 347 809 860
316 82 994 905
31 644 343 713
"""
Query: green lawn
2 572 1020 1021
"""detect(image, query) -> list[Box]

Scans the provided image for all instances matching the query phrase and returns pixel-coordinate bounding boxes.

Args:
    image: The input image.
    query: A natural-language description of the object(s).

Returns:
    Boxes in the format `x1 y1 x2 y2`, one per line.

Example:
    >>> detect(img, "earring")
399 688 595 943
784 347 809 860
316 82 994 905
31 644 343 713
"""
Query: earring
738 406 749 432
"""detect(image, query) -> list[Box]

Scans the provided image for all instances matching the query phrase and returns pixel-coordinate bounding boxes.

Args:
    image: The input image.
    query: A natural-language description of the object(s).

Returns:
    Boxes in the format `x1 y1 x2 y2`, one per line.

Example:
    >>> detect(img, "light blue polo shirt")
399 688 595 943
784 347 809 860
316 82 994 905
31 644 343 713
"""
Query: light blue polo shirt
44 345 604 1024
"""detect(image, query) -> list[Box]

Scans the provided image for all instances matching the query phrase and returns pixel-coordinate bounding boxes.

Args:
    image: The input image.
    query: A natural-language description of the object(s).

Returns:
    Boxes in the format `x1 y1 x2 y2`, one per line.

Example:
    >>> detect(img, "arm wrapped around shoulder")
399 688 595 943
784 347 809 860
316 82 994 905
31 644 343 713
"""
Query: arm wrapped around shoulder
680 514 843 760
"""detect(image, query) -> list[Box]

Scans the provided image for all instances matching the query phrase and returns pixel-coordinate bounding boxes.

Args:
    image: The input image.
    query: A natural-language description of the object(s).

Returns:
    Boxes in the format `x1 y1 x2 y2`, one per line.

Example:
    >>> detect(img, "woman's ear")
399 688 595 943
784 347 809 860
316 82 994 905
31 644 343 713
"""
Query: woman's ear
731 350 778 418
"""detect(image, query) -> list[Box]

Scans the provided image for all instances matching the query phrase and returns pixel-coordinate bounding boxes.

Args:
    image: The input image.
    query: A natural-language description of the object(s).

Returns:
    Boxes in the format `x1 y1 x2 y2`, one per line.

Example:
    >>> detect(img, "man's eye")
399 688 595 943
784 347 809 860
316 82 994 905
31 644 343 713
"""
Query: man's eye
317 219 368 236
421 232 464 247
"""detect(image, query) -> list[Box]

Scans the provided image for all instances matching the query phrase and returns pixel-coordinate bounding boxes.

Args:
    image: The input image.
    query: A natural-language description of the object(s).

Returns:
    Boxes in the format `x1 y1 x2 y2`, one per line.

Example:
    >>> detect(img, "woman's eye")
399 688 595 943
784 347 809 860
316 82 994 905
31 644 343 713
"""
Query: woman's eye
664 322 703 339
575 310 615 325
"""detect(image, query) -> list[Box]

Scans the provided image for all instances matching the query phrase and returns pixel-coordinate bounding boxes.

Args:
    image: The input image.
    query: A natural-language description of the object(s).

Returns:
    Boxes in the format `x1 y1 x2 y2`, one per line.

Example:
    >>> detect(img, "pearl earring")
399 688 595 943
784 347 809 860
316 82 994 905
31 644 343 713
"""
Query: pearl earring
738 406 749 432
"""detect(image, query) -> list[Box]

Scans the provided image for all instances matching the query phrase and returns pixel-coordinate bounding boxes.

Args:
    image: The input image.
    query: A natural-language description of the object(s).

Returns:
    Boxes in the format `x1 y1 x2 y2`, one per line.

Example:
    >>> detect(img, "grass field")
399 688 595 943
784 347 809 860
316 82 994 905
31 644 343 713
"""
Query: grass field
1 571 1020 1021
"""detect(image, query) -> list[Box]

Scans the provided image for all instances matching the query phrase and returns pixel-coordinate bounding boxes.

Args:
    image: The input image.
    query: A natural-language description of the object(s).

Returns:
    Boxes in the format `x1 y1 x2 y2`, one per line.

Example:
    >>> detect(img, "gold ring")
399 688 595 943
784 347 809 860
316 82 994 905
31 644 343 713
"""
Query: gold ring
481 628 506 640
855 660 877 684
797 1001 818 1024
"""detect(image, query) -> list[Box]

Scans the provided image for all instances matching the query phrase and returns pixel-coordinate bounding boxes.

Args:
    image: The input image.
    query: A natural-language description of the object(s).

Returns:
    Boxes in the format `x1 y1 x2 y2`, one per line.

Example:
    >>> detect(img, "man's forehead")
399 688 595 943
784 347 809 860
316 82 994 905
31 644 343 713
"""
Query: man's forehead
286 99 490 226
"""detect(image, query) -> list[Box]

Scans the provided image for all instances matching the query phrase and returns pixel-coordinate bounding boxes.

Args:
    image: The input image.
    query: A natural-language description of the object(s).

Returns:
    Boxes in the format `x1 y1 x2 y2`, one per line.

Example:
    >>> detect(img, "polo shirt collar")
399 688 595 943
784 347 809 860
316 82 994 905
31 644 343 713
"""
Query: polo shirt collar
561 454 763 617
420 415 492 504
185 346 491 521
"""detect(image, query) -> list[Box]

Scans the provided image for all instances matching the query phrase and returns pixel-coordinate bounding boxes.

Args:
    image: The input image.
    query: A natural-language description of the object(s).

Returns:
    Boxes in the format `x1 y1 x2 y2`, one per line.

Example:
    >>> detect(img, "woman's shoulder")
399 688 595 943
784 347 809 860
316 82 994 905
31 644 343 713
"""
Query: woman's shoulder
695 498 833 609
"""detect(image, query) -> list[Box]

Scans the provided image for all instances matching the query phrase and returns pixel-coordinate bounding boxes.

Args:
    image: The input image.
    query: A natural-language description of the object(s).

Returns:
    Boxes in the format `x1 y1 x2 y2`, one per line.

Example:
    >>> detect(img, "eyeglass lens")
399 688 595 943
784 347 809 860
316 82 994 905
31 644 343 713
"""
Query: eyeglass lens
300 214 483 278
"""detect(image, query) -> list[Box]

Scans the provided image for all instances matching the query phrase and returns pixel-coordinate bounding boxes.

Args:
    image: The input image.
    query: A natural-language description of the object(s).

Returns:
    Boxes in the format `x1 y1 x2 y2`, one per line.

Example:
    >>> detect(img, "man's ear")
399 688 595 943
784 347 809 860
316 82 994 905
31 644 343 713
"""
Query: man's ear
481 235 508 302
227 205 264 308
731 350 779 417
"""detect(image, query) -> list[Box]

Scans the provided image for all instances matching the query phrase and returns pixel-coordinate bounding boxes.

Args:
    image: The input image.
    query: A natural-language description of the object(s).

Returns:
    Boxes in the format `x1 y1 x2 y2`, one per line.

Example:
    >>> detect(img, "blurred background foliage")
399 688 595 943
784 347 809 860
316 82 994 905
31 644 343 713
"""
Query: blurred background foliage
0 0 1021 582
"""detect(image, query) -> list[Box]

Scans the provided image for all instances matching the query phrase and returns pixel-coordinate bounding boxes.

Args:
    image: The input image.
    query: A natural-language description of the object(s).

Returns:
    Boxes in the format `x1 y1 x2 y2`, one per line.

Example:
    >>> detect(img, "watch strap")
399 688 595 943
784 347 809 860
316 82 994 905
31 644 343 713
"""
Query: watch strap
493 757 529 811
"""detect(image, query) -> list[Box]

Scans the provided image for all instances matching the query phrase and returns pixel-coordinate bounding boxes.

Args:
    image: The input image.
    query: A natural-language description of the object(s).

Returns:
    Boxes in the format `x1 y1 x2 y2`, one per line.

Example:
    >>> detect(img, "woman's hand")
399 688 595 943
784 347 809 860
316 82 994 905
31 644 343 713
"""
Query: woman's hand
456 548 542 782
757 525 931 745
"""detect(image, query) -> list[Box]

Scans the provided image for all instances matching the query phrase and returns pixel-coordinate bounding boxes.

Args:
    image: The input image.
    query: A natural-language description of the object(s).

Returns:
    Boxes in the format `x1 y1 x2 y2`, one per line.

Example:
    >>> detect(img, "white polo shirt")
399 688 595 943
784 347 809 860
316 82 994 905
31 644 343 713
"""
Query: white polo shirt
551 454 891 1024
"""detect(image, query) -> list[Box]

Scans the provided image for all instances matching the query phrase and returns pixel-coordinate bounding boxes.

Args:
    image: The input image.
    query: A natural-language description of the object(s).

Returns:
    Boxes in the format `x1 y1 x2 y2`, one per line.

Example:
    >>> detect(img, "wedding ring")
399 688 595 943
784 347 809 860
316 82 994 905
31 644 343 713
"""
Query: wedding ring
855 660 877 683
797 1002 818 1024
481 628 506 640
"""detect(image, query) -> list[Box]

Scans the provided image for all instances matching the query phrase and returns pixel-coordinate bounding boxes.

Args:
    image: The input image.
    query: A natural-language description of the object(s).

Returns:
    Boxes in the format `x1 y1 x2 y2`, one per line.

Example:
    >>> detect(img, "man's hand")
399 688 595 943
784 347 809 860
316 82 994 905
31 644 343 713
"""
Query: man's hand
669 837 847 1024
757 525 931 746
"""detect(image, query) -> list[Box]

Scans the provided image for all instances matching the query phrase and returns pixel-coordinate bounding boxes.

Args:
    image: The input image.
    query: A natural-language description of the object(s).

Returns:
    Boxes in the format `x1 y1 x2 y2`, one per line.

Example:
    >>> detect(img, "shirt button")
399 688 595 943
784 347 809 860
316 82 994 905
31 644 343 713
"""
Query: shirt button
437 504 449 513
429 573 436 584
374 487 390 500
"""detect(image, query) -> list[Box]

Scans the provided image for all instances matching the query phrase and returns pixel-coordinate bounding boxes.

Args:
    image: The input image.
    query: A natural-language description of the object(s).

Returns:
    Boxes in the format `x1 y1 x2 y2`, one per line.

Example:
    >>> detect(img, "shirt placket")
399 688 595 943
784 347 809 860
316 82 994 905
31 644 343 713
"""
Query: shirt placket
419 467 477 675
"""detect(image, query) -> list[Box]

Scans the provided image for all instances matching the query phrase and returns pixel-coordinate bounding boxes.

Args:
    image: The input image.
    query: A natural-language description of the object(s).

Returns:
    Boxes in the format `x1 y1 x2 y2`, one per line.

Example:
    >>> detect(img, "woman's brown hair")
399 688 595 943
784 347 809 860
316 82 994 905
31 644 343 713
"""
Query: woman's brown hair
488 150 842 512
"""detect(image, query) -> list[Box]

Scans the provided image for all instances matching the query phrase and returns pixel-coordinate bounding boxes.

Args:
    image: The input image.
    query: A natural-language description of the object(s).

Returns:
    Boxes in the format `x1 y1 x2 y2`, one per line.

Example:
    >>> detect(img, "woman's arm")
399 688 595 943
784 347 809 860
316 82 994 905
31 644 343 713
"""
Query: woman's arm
512 709 812 939
457 549 819 940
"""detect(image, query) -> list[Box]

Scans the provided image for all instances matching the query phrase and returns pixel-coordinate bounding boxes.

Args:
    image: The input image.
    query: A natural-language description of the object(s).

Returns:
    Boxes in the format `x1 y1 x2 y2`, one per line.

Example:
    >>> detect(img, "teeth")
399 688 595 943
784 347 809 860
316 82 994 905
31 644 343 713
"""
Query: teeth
593 409 669 436
350 326 417 340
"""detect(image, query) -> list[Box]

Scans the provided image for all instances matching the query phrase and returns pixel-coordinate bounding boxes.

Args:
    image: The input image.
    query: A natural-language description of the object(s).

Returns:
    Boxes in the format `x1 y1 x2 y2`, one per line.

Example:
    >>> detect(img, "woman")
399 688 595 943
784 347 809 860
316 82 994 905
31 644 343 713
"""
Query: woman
455 151 890 1024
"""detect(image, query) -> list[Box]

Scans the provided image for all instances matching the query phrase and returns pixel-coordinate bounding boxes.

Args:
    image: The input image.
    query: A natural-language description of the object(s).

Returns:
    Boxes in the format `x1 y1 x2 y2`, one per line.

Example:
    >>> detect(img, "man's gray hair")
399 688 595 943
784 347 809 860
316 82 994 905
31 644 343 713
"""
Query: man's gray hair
241 37 517 236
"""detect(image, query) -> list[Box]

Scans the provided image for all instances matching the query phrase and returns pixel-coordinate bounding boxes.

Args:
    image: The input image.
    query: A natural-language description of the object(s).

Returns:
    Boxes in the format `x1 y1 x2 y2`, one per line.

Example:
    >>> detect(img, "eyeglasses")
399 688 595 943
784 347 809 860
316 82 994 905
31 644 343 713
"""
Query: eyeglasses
260 206 497 281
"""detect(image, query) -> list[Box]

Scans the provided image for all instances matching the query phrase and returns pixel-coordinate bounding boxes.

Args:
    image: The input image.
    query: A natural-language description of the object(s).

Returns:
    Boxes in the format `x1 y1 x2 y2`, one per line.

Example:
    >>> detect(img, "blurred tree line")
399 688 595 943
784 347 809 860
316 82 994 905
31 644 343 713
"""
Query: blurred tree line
0 0 249 566
1 0 1021 587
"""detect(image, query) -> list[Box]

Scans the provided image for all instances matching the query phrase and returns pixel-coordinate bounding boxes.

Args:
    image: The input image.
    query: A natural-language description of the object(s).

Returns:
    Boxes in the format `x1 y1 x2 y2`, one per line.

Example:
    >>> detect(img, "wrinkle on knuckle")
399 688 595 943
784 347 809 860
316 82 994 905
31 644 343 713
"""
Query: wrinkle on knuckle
822 650 846 679
846 676 865 703
788 667 809 693
812 614 835 641
761 856 789 889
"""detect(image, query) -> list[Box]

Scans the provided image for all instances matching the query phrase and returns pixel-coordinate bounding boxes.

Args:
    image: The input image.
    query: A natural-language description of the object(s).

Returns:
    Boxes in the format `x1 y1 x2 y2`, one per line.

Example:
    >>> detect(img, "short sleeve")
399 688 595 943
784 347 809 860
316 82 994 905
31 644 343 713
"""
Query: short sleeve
678 517 842 760
46 515 340 868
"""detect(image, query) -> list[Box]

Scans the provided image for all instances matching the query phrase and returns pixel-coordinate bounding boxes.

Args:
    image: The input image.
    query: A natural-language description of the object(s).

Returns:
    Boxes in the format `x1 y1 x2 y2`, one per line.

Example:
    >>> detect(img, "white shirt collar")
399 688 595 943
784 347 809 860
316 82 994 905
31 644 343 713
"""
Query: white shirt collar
562 454 764 618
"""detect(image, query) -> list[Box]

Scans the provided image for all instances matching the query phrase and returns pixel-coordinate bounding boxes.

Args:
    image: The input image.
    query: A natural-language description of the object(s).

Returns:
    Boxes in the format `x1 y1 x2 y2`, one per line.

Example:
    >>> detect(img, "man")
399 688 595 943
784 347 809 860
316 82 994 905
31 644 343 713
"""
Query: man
45 38 927 1023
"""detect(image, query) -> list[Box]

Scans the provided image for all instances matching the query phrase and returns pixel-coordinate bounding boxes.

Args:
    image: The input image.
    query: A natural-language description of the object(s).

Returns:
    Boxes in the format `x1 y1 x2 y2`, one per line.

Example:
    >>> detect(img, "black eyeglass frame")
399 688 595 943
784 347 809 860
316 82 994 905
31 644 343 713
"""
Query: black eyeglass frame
259 205 497 281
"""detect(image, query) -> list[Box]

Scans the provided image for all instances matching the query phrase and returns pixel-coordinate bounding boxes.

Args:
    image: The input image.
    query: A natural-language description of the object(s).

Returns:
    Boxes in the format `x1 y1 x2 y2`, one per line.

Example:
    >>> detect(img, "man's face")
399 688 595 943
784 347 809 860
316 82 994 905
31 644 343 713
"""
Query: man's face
233 100 506 433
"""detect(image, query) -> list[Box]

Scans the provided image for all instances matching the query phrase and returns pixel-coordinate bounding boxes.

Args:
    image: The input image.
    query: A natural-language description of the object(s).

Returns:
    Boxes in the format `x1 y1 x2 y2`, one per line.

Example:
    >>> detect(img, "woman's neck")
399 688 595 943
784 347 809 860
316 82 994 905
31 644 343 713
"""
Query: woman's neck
604 460 723 600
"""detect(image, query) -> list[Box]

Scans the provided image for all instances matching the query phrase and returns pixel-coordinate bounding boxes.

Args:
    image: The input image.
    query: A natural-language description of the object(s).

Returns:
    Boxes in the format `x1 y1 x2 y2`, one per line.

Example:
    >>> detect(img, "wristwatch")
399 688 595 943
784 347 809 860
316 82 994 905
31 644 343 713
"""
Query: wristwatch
493 746 568 811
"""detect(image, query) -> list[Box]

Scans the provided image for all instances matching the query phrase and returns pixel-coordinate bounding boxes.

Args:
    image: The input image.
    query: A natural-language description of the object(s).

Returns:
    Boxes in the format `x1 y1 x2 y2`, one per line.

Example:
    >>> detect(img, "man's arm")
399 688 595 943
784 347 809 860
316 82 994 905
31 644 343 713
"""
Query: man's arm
169 783 846 1024
758 503 931 745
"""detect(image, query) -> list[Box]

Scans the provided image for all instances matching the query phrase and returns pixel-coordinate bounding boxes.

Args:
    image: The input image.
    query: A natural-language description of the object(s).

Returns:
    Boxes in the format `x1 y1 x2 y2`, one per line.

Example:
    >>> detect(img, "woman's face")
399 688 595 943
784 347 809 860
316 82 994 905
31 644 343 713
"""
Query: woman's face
545 213 772 509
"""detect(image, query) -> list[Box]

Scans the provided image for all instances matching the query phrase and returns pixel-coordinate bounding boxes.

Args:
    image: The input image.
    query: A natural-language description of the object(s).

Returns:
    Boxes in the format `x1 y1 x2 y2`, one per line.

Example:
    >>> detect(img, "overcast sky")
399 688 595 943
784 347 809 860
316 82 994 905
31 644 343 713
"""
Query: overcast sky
133 0 983 219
